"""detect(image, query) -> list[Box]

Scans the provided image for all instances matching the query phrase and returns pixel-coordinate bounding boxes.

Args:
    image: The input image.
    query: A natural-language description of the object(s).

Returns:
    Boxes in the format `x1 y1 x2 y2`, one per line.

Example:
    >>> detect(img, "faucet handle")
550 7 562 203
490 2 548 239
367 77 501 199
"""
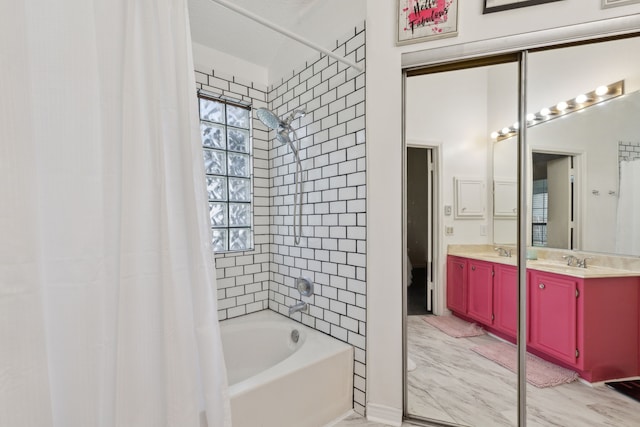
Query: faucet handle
494 247 511 257
579 257 593 268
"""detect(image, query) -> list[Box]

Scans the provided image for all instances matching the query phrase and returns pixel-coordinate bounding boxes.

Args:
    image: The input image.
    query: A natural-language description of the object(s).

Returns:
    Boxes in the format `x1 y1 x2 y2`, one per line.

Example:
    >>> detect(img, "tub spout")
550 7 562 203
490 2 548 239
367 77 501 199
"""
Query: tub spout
289 301 307 316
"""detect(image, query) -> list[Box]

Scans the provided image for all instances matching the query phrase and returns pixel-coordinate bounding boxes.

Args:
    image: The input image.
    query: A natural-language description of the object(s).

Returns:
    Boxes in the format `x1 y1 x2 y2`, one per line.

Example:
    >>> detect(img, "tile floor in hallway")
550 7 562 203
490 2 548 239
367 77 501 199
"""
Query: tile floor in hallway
406 315 640 426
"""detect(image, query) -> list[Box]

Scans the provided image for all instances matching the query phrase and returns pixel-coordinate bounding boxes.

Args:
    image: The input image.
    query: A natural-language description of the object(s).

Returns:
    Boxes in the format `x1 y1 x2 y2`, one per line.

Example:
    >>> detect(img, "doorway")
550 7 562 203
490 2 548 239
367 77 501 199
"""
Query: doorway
531 152 578 250
406 147 435 315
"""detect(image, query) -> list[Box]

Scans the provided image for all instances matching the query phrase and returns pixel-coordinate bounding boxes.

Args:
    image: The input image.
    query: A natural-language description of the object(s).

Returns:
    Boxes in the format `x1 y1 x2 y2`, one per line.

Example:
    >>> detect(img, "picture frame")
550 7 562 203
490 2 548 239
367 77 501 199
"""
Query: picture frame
602 0 640 8
483 0 563 14
397 0 458 46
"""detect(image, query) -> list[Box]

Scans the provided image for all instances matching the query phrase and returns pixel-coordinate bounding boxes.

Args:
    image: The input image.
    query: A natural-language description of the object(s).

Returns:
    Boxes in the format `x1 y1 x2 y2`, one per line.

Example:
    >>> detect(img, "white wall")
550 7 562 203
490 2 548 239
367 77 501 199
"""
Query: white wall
365 1 640 424
406 67 492 247
268 0 366 85
192 42 268 86
364 1 403 424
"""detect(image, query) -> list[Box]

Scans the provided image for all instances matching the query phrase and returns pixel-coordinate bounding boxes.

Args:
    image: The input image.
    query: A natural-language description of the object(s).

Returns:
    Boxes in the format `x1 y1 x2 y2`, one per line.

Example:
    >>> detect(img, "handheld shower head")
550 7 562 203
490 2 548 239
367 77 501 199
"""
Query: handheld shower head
256 107 282 130
255 106 305 246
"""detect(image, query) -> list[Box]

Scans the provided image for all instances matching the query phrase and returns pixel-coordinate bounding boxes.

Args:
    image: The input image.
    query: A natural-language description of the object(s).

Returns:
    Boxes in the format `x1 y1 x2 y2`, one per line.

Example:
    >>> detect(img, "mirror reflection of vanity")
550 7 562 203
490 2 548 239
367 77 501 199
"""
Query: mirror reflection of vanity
493 39 640 258
405 33 640 426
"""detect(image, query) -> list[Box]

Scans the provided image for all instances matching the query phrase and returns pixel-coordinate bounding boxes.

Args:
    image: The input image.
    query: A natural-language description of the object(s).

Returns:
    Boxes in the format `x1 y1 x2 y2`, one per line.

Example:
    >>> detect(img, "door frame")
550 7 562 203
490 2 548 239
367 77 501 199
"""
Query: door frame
529 148 584 251
404 141 443 313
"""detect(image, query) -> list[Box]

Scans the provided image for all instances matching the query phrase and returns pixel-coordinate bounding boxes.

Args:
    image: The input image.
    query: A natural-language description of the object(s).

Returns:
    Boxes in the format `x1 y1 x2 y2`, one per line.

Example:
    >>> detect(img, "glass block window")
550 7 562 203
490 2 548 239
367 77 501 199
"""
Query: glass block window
198 92 253 252
532 179 548 247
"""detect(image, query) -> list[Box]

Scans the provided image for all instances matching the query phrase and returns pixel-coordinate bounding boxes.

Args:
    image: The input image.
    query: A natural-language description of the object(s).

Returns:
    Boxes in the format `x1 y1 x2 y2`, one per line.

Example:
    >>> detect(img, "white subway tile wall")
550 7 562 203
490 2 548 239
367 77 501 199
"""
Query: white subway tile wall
194 69 271 321
268 23 366 415
619 141 640 162
195 22 366 416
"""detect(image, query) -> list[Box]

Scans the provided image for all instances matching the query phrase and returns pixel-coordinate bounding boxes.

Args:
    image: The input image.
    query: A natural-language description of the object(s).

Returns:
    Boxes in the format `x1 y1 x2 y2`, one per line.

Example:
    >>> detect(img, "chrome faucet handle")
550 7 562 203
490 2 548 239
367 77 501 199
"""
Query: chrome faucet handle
578 257 593 268
494 247 511 257
562 255 578 266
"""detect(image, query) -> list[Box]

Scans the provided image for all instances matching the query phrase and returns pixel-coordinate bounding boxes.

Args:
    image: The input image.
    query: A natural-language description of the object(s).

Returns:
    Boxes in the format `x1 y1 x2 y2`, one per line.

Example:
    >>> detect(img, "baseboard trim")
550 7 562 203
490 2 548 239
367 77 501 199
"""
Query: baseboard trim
366 403 402 427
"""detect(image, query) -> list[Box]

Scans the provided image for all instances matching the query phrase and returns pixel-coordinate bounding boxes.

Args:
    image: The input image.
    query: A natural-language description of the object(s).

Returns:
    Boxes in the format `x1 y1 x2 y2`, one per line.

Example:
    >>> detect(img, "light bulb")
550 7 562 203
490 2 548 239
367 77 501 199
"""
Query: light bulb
512 121 519 129
501 127 511 135
526 113 535 122
575 94 588 104
490 131 499 139
540 107 551 116
556 101 568 111
595 85 609 96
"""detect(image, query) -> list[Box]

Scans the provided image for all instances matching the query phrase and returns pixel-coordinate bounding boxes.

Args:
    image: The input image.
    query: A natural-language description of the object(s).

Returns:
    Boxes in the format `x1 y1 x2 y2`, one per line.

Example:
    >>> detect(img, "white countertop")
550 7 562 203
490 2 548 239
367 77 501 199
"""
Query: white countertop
447 245 640 279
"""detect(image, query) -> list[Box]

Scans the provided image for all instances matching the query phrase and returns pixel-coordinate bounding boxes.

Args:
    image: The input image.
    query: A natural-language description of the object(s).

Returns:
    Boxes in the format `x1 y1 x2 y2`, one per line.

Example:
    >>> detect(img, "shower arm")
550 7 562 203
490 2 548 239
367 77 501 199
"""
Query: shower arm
208 0 364 73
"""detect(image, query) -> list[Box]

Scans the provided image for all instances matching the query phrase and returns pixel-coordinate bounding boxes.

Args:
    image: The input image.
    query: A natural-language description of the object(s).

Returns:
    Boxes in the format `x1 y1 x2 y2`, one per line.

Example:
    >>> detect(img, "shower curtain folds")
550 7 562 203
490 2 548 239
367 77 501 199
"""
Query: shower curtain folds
0 1 230 426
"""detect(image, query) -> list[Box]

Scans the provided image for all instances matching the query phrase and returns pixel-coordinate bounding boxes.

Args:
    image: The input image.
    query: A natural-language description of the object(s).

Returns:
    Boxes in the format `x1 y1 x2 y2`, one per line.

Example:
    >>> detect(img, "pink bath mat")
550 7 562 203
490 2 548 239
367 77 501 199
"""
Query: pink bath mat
422 315 486 338
471 342 579 388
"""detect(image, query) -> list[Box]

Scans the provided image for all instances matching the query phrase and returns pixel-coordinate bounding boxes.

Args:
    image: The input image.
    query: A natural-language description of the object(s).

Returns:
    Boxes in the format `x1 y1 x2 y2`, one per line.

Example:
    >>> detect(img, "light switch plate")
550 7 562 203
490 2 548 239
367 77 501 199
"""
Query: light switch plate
445 226 454 236
444 205 452 216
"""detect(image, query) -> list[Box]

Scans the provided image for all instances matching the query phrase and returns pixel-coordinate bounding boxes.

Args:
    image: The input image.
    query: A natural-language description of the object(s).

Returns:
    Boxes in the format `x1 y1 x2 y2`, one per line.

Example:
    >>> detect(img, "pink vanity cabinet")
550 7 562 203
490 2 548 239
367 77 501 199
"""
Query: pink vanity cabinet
446 256 468 314
466 259 494 325
528 269 639 382
527 270 577 366
446 255 517 339
492 264 518 337
446 254 640 382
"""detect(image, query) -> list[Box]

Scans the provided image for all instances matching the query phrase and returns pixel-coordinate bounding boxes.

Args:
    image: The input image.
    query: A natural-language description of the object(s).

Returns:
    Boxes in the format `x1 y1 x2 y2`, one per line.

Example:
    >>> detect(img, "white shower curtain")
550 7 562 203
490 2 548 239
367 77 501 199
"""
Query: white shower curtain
616 160 640 256
0 1 230 426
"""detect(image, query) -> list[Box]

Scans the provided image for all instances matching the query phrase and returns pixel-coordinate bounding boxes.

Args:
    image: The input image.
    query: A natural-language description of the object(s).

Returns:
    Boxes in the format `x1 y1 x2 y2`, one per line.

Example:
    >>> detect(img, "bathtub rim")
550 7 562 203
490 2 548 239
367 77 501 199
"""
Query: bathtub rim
220 309 354 399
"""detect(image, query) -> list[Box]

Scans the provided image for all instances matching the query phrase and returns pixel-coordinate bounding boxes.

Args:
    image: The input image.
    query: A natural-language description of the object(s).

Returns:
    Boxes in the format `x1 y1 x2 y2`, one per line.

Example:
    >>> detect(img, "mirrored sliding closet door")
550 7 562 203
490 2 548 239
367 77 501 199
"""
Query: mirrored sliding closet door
404 32 640 427
524 35 640 427
404 58 521 426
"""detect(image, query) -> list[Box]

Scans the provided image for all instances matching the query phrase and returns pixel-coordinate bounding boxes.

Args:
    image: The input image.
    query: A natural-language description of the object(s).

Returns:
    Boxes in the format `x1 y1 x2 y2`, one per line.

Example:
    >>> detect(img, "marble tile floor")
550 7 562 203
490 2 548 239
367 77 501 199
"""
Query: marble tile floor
406 315 640 426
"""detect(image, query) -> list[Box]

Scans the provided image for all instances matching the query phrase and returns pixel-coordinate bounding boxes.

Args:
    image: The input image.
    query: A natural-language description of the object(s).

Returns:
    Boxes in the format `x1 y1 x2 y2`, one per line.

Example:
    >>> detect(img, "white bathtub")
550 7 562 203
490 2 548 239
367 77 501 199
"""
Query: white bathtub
220 310 354 427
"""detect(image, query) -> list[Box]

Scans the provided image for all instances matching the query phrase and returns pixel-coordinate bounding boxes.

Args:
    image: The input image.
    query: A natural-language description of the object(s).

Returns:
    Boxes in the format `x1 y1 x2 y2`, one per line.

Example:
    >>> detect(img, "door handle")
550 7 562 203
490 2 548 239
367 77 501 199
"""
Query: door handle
539 283 545 289
472 266 476 271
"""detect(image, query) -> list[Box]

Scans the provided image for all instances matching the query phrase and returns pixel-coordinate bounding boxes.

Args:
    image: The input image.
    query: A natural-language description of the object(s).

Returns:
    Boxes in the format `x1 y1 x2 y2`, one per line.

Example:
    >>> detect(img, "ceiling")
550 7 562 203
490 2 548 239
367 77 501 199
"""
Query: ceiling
188 0 322 71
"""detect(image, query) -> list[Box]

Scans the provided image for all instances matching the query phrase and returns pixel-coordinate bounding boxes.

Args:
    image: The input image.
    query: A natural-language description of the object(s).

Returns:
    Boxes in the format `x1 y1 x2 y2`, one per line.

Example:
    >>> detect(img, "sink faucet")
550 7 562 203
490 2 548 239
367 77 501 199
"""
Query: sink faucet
577 257 593 268
562 255 579 267
494 247 512 257
289 301 308 315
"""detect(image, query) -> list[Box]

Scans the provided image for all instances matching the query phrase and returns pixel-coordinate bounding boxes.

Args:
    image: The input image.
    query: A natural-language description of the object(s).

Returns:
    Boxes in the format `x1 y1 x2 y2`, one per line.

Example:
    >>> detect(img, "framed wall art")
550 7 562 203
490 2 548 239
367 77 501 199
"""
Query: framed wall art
397 0 458 46
483 0 563 14
602 0 640 8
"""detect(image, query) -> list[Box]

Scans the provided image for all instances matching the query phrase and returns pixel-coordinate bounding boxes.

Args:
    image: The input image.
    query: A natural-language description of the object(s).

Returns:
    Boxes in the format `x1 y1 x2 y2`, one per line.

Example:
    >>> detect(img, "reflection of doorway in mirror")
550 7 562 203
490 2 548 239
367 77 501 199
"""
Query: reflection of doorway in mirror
532 152 578 249
406 147 435 316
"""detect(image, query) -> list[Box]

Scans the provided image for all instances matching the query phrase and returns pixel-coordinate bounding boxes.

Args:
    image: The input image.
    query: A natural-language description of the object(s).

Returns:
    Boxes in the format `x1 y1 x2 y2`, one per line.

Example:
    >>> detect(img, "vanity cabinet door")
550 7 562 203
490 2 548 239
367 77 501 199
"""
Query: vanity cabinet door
467 260 494 325
447 256 467 314
528 270 578 366
493 264 518 337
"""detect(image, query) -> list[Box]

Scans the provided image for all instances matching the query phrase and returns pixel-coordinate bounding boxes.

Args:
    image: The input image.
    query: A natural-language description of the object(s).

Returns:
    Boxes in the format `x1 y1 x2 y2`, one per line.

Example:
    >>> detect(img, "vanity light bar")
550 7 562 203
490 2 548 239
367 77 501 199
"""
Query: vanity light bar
491 80 625 142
